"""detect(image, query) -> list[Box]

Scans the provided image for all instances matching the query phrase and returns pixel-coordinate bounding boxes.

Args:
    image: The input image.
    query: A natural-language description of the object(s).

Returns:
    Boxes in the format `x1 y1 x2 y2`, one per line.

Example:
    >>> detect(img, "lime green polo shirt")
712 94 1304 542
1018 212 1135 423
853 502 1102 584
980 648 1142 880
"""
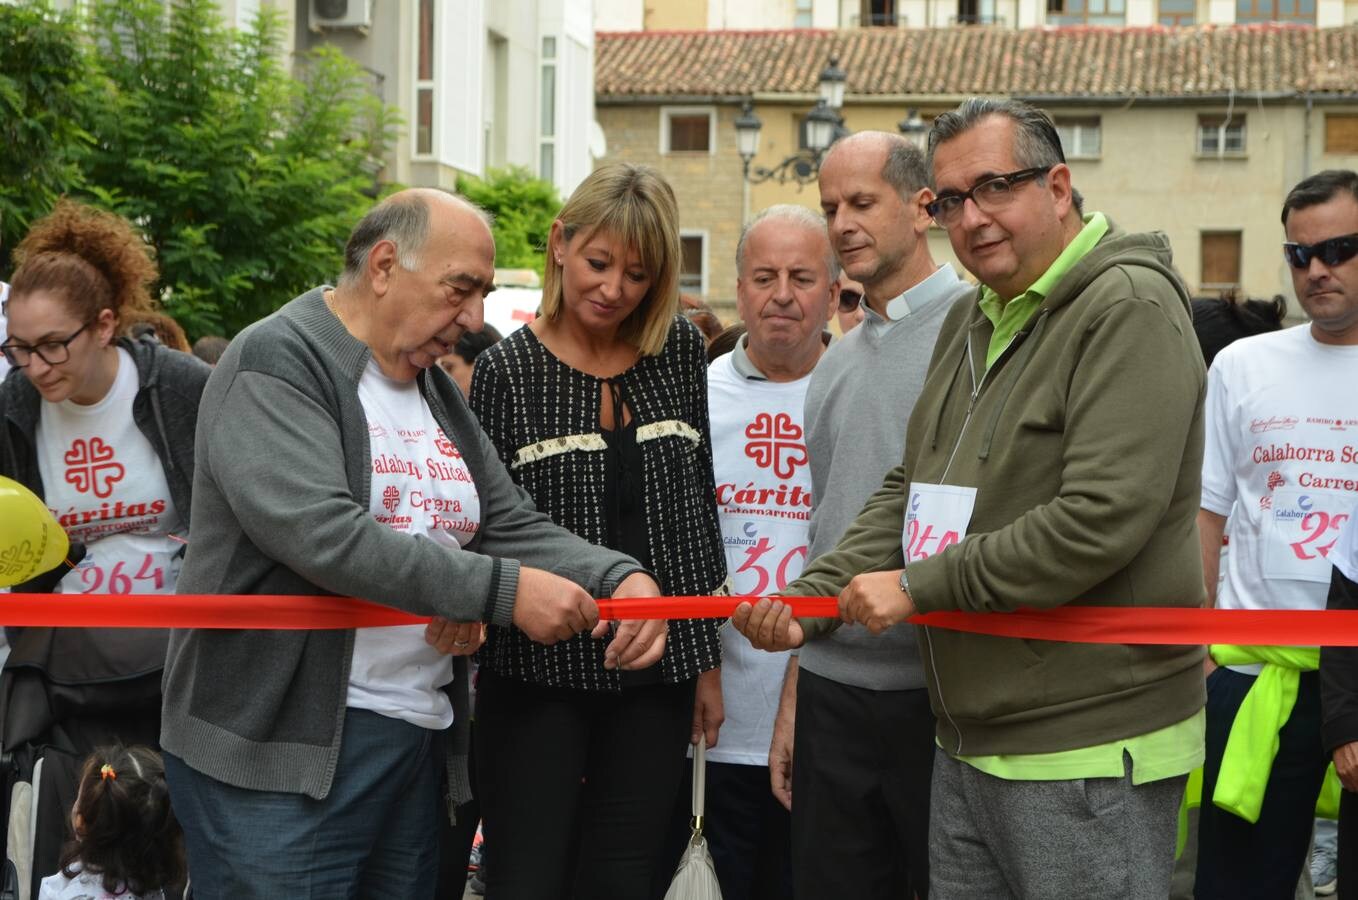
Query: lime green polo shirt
959 210 1205 783
977 212 1107 369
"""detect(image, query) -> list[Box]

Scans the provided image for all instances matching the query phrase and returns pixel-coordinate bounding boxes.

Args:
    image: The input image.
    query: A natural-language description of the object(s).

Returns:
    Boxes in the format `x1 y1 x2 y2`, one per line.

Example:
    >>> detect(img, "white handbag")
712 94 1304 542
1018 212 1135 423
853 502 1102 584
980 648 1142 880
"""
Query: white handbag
663 736 723 900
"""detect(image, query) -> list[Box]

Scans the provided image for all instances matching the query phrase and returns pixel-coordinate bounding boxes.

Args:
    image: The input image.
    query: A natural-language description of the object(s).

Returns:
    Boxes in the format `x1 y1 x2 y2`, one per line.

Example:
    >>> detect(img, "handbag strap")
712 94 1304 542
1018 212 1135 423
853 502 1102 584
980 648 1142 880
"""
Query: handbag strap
690 734 706 838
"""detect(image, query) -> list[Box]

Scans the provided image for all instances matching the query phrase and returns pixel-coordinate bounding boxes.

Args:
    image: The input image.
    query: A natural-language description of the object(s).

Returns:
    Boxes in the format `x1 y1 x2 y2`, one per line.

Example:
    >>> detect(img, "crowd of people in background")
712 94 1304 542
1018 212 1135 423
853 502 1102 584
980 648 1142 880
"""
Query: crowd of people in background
0 96 1357 900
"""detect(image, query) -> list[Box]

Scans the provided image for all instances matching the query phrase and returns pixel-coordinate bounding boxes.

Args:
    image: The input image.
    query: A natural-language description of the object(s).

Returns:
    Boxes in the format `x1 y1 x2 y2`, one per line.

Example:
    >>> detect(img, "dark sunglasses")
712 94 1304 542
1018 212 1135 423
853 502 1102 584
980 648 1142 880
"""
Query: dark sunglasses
838 289 863 313
1282 233 1358 269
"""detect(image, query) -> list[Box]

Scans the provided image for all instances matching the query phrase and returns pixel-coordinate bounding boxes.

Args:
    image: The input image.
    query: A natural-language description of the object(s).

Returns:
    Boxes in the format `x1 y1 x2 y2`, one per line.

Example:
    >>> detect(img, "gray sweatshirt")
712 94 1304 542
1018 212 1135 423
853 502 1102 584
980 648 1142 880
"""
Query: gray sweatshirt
799 264 972 691
162 288 641 809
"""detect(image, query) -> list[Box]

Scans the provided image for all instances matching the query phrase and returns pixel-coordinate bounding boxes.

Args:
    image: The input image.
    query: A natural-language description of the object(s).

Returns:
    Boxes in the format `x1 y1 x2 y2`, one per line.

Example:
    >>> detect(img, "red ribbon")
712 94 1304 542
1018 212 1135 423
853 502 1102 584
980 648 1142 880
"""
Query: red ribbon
909 607 1358 646
0 593 837 629
0 593 1353 646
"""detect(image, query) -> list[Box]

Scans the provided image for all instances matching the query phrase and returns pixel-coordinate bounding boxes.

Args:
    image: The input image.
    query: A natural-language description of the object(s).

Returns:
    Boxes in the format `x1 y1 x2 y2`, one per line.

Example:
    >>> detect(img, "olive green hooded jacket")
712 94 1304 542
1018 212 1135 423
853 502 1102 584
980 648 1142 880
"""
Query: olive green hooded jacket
787 223 1208 756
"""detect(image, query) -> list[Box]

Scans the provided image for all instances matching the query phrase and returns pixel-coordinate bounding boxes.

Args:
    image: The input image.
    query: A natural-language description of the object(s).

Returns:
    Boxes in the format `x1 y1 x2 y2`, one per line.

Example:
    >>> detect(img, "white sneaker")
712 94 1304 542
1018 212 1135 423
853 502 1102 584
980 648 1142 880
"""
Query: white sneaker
1313 842 1338 896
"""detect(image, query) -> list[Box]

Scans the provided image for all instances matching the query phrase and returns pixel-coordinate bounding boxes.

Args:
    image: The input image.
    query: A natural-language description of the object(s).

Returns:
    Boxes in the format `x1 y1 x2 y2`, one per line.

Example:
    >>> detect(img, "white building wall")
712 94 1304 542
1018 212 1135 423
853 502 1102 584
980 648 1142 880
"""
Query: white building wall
594 0 644 29
1207 0 1236 23
291 0 590 191
1318 0 1346 26
1126 0 1155 25
435 0 485 176
564 0 597 193
813 0 840 27
898 0 928 27
1015 0 1043 27
707 0 793 27
485 0 544 171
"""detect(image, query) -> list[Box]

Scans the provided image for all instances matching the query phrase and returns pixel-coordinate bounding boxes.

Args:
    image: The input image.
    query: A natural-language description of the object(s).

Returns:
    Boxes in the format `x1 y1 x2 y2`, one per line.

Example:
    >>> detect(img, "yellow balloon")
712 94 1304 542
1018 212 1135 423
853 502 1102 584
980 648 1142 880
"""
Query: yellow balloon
0 476 70 588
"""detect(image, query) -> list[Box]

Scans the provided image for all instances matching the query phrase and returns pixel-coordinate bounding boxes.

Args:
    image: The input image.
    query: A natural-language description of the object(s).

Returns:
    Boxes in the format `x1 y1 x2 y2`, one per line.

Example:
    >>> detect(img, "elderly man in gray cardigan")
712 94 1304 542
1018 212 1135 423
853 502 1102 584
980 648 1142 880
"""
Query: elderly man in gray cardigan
161 189 665 899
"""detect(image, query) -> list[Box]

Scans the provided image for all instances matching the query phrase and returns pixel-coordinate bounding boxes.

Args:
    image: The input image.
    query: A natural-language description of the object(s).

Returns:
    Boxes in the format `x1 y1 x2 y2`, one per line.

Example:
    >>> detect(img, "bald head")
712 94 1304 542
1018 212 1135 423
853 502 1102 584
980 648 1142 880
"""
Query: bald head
340 188 493 287
821 131 928 201
737 205 839 282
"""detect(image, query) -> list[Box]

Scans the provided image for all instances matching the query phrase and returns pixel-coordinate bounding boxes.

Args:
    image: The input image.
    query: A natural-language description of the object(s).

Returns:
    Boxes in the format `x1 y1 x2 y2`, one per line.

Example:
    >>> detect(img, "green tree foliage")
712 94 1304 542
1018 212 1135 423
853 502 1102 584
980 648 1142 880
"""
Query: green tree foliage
0 0 399 339
0 3 91 274
457 167 561 276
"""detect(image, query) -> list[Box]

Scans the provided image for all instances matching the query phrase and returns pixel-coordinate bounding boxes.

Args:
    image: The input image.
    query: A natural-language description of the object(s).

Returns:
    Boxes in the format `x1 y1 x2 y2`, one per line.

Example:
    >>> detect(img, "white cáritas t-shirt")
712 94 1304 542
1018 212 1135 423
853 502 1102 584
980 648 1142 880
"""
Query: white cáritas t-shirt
705 351 814 766
37 348 183 595
1202 325 1358 613
348 361 481 730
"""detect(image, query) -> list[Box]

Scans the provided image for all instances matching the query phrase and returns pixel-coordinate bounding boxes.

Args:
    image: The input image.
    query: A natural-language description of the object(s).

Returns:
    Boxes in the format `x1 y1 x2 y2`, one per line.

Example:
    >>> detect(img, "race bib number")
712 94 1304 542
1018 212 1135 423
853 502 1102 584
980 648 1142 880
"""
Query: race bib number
723 517 809 597
64 535 182 596
1262 488 1352 583
904 483 977 563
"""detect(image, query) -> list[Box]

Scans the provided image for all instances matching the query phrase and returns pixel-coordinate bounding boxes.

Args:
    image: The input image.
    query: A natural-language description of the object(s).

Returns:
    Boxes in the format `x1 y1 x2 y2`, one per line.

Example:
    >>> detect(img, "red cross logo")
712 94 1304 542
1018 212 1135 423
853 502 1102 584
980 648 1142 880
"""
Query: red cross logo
64 438 125 499
435 430 461 459
382 485 401 512
744 413 808 479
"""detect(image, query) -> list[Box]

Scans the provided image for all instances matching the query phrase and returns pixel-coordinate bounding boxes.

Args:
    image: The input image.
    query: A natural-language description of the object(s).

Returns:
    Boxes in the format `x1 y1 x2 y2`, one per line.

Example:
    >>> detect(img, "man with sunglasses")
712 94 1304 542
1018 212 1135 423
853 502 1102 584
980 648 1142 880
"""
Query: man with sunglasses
833 272 867 335
1194 169 1358 898
743 99 1208 897
733 131 972 899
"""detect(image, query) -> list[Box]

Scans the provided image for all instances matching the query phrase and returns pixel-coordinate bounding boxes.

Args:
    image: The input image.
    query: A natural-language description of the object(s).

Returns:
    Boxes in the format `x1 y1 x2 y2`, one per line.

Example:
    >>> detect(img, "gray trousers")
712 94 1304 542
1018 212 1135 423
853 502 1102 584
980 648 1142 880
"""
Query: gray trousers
929 746 1187 899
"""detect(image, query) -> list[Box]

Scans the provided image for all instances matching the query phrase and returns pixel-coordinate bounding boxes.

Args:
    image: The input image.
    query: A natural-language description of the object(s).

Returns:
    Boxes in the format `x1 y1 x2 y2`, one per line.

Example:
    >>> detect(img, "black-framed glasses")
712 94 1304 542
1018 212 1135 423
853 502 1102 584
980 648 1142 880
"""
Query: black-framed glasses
0 322 91 368
838 289 863 313
926 166 1053 227
1283 233 1358 270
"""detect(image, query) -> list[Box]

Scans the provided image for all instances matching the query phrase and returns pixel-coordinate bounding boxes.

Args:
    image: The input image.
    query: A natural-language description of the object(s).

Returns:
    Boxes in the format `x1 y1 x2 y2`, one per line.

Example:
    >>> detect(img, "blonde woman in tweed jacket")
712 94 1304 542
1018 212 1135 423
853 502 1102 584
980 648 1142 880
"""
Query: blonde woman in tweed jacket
469 162 726 899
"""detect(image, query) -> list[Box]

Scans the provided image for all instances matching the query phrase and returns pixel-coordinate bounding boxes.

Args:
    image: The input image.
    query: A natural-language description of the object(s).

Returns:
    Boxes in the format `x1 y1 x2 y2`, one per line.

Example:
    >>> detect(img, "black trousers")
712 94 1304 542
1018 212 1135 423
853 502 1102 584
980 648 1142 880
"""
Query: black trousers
1196 667 1329 899
1339 788 1358 900
437 728 480 898
791 669 935 900
474 668 694 900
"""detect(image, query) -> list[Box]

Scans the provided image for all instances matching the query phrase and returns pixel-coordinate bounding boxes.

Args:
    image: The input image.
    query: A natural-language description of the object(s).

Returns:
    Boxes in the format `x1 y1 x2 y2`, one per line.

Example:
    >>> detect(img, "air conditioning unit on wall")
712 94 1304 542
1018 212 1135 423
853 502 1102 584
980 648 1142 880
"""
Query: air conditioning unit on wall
309 0 372 30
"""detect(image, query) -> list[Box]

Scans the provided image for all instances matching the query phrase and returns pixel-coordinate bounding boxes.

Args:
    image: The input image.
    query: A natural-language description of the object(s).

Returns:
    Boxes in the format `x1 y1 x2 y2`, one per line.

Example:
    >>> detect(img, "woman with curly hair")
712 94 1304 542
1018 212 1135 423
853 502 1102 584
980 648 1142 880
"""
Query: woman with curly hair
1 199 209 598
0 201 209 886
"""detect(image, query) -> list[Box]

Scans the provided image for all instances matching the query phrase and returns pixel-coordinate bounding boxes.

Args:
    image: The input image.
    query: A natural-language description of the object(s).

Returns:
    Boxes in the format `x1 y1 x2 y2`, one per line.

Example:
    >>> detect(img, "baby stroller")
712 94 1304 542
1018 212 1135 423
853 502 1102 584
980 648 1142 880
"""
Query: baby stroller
0 556 166 900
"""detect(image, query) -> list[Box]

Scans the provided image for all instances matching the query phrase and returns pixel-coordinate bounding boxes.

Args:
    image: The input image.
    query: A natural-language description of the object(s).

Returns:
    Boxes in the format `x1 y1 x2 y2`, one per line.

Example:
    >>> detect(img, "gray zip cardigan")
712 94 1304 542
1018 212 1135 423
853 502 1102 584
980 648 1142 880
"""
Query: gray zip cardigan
162 288 643 810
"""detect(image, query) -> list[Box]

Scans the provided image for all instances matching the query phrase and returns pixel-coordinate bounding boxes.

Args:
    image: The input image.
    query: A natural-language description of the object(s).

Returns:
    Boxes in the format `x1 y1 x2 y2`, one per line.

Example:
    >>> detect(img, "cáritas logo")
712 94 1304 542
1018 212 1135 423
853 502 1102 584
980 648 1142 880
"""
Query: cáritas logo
64 438 125 499
744 413 808 479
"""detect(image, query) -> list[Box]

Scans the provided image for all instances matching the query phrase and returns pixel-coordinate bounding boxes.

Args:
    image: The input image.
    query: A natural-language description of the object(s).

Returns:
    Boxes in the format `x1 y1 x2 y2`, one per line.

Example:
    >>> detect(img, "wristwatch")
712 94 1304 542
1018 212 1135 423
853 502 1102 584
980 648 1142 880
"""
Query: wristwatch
898 567 911 595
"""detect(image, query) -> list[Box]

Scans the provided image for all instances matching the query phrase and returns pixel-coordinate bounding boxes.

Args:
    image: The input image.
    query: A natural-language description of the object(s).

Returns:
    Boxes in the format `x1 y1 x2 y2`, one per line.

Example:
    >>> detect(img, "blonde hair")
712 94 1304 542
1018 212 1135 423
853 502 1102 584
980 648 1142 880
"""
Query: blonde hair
541 162 681 357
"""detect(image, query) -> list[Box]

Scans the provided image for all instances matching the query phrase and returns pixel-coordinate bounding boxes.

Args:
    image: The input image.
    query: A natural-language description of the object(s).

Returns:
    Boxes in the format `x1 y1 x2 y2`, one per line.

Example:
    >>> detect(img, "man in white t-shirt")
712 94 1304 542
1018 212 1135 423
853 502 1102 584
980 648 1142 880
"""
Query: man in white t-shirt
703 204 838 900
1196 169 1358 897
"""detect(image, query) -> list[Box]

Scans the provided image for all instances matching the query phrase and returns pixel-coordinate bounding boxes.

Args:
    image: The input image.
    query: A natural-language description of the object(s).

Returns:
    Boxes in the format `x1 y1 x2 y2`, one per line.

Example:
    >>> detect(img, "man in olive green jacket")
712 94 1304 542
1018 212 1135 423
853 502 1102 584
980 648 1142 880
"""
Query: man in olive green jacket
737 98 1207 898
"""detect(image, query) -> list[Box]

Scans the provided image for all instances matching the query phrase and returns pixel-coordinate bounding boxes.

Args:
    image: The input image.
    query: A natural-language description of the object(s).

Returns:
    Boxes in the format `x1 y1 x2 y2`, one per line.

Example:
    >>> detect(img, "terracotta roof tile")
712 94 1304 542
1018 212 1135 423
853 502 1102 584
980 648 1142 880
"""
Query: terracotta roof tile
596 25 1358 100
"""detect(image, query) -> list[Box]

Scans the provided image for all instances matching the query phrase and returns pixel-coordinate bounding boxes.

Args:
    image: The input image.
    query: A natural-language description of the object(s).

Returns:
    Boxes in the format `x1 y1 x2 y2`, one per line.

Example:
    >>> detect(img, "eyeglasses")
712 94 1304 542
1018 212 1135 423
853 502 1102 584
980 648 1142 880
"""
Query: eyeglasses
1282 233 1358 270
926 167 1052 228
0 322 91 369
838 289 863 313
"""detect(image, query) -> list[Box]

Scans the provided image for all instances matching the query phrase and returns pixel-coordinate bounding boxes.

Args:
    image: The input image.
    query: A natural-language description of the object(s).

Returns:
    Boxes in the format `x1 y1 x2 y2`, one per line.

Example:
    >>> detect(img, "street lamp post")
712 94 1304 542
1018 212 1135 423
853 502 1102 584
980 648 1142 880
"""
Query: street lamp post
898 108 929 150
735 58 850 188
735 58 930 189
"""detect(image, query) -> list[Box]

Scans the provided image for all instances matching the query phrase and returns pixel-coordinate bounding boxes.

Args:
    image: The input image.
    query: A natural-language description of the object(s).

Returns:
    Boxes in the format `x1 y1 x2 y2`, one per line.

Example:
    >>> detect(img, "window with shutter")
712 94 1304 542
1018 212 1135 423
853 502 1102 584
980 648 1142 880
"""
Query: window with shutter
1201 232 1242 290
